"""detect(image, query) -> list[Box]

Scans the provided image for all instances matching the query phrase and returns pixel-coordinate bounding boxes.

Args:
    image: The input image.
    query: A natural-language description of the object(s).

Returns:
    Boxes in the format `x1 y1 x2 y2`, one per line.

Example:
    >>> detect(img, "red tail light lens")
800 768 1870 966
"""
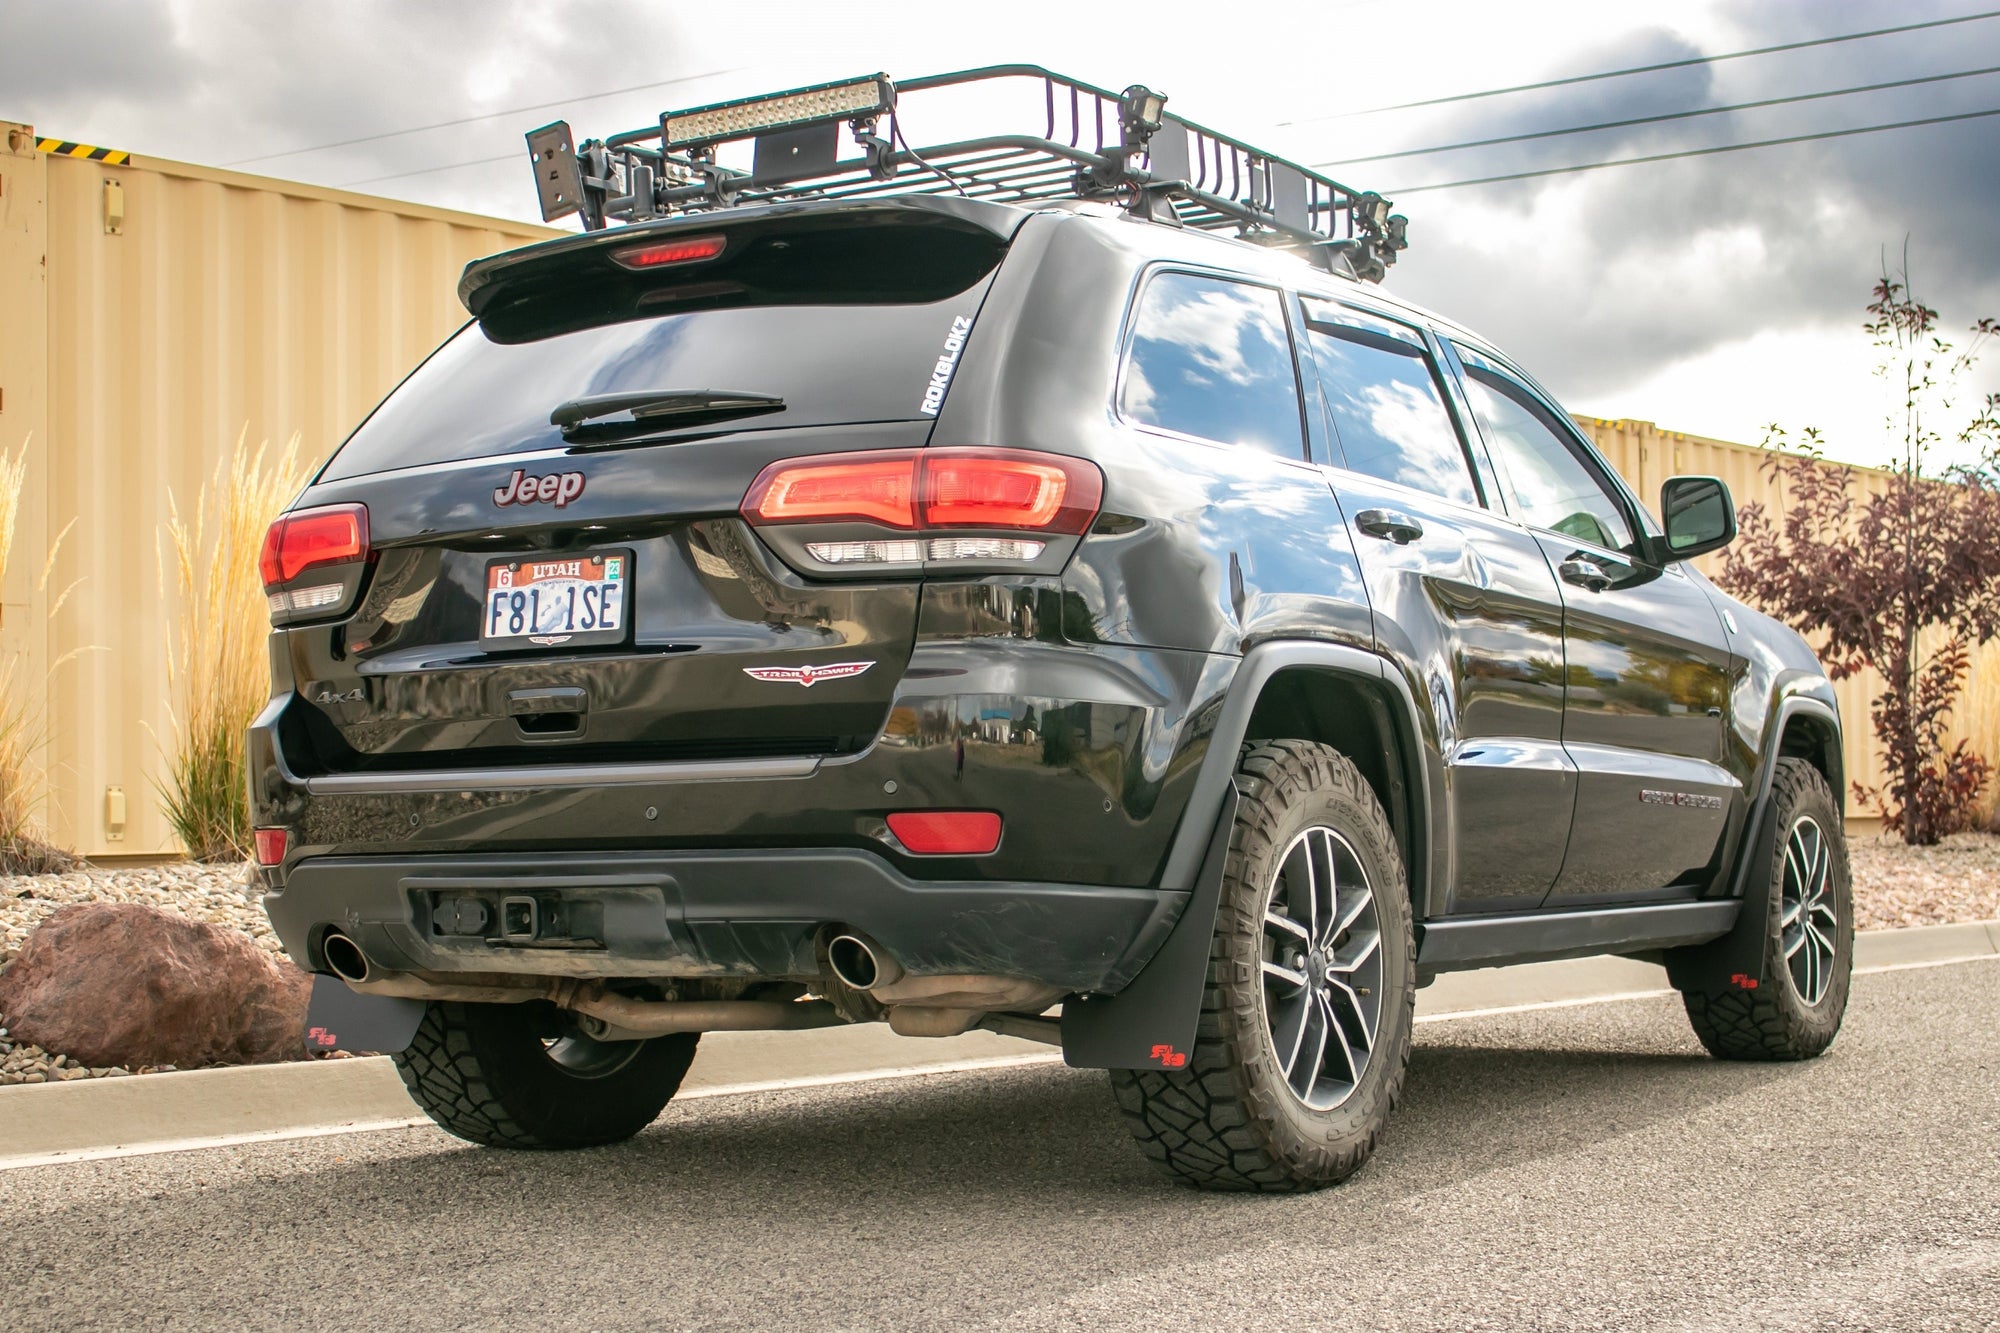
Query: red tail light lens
260 505 370 588
744 455 917 527
923 450 1099 531
886 810 1003 855
253 827 289 867
742 449 1101 534
611 234 727 268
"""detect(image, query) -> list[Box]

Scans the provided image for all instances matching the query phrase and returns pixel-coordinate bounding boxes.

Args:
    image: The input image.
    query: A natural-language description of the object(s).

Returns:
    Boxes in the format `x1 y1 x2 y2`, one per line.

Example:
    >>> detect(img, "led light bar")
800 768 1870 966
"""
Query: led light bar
662 74 893 148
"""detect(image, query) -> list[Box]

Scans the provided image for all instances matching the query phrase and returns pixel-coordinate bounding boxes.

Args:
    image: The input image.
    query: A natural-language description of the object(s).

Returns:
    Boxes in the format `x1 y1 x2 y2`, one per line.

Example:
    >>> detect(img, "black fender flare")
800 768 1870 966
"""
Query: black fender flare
1664 694 1842 993
1062 641 1434 1070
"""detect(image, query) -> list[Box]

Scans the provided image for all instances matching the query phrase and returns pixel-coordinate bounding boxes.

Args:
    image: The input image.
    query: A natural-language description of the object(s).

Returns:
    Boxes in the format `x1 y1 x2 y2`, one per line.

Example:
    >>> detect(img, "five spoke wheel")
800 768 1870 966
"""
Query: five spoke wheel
1781 814 1837 1006
1261 825 1382 1111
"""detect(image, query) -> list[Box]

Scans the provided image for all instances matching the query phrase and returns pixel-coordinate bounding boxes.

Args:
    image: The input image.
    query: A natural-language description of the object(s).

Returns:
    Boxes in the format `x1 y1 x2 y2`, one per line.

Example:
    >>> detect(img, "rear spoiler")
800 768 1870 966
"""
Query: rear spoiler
459 196 1026 344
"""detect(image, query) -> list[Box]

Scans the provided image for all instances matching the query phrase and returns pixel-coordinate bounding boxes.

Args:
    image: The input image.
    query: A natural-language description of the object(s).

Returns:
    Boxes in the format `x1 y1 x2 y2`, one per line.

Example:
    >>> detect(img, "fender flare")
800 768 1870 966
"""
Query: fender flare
1062 641 1435 1070
1664 694 1842 993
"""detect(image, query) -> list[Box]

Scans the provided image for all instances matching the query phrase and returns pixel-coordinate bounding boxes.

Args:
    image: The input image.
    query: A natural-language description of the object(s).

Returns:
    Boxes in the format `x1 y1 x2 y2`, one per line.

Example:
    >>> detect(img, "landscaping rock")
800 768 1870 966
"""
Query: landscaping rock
0 902 310 1069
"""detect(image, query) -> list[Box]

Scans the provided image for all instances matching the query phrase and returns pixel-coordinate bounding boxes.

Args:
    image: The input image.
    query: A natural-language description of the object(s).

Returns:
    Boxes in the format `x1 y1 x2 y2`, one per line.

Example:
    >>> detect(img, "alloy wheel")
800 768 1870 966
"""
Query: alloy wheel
1780 815 1838 1006
1260 825 1383 1111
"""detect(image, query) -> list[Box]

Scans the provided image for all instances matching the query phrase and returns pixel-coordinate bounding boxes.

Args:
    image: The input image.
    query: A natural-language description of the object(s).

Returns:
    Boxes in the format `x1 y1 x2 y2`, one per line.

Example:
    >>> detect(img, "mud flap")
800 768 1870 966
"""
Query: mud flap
1663 795 1779 995
1061 785 1238 1070
303 973 427 1055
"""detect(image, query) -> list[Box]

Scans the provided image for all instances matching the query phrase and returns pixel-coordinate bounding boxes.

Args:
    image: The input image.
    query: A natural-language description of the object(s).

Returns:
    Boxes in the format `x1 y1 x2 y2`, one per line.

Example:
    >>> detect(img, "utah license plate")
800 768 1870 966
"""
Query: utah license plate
482 552 628 648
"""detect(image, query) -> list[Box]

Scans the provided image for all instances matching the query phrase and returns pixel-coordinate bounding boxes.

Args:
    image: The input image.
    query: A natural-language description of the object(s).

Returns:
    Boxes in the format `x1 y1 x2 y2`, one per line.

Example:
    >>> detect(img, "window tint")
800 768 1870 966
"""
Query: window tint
322 284 995 482
1119 272 1304 457
1454 346 1634 550
1302 303 1478 507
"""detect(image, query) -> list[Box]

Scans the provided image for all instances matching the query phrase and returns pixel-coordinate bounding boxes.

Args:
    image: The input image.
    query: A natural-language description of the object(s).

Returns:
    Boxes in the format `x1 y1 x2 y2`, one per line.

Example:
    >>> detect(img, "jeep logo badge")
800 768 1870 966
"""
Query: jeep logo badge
494 468 585 508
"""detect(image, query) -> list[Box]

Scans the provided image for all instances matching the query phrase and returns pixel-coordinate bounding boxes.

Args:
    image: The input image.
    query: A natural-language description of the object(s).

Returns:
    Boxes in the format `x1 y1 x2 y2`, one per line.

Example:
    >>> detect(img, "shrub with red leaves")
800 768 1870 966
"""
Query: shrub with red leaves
1720 269 2000 845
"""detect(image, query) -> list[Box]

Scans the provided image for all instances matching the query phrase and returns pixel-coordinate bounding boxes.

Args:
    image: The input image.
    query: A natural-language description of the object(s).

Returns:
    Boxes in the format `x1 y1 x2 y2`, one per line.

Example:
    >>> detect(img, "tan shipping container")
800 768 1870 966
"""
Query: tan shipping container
0 122 557 857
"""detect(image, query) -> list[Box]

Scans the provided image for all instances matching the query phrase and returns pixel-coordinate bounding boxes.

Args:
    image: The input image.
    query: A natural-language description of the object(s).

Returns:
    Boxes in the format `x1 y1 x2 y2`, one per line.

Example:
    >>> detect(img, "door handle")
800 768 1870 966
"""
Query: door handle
1355 509 1423 544
1558 554 1616 592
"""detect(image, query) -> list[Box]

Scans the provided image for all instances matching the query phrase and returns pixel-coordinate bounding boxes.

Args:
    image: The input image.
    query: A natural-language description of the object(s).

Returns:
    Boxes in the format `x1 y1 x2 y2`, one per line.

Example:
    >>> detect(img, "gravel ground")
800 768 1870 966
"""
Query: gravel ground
0 861 270 1086
0 831 1994 1086
1847 830 2000 930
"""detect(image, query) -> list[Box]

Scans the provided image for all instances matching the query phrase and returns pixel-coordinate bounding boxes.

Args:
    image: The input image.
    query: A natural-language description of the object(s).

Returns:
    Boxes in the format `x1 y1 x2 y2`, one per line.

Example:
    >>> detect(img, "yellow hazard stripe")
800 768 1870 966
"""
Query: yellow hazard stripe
34 138 130 165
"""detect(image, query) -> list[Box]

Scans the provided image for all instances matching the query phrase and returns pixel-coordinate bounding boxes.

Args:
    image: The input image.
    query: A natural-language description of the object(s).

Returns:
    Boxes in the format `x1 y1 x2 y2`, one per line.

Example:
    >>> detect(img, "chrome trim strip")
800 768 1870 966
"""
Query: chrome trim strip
303 755 821 795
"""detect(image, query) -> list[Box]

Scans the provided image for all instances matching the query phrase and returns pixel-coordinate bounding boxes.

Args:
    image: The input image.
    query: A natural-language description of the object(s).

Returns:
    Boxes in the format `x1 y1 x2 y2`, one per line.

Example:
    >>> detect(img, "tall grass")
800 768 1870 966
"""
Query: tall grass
156 431 310 862
0 439 82 875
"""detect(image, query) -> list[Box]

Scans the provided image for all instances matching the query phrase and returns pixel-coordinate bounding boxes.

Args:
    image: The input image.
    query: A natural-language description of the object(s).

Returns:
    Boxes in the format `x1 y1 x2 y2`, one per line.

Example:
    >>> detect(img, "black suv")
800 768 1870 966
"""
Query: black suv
253 70 1851 1191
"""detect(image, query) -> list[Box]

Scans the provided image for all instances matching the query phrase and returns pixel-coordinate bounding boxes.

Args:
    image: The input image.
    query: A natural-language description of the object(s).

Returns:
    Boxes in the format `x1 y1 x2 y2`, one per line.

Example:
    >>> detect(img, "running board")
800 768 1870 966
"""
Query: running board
1417 900 1739 974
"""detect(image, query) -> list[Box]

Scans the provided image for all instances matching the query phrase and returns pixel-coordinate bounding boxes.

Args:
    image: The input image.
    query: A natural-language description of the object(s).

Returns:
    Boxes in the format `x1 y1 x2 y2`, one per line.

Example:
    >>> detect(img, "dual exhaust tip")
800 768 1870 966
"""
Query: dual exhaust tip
326 927 900 996
322 931 372 984
826 932 902 992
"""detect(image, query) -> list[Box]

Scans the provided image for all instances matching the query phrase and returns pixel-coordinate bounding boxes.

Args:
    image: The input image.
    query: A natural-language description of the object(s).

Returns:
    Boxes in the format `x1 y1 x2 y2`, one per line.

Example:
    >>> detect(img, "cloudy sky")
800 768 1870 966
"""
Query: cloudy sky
5 0 1997 466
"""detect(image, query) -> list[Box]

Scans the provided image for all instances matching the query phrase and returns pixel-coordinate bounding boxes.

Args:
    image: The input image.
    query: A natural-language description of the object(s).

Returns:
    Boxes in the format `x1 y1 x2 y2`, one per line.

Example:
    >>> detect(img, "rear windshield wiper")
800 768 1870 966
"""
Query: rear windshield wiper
552 390 785 447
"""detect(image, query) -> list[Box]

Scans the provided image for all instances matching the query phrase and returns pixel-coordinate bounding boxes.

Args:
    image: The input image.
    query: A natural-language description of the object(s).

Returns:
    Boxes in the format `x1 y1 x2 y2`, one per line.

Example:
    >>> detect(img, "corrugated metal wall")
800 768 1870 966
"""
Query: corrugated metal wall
1 123 557 856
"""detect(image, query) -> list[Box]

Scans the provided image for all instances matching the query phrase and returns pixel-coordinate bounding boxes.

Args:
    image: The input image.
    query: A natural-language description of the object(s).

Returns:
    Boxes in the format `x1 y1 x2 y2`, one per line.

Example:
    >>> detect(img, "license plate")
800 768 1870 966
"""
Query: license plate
482 552 629 649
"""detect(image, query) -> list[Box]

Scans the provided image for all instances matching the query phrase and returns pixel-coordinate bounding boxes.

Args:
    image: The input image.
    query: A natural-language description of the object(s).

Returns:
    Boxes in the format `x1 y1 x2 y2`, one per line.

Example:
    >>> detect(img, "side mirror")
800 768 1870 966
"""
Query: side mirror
1658 475 1736 561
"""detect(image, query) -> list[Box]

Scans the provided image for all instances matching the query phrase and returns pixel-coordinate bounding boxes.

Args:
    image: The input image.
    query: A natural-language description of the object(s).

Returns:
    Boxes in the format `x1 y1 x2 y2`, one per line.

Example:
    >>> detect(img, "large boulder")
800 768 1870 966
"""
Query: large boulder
0 902 311 1068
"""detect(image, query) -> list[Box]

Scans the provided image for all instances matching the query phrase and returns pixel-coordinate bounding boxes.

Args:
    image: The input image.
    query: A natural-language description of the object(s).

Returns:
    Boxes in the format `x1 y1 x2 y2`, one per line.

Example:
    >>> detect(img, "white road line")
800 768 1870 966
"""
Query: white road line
0 1118 432 1172
4 950 1994 1171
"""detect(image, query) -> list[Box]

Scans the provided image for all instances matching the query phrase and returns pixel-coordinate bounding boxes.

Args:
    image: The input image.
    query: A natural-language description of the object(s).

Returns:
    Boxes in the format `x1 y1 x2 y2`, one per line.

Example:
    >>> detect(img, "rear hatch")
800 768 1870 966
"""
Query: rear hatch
267 199 1022 773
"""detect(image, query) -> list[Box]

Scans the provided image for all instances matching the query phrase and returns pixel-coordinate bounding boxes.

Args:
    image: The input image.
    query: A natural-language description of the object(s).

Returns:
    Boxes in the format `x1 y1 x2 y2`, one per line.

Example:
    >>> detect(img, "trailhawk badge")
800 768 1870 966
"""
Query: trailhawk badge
742 661 873 688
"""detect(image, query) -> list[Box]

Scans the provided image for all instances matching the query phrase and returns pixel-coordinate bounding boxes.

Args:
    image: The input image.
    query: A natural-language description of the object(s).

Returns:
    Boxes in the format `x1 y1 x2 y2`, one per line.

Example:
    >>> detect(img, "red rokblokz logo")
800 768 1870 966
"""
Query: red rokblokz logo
741 661 874 688
494 468 585 508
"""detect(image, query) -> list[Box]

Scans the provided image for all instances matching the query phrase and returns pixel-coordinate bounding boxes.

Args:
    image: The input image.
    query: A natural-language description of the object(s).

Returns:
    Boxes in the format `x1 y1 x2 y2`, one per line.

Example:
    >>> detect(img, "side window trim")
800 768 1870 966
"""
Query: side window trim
1445 339 1649 558
1296 294 1496 513
1112 264 1312 462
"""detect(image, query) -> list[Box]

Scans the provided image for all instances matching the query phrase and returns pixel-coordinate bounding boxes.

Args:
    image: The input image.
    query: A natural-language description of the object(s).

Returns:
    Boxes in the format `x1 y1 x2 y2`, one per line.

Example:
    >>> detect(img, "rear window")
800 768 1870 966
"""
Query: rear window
322 218 1004 483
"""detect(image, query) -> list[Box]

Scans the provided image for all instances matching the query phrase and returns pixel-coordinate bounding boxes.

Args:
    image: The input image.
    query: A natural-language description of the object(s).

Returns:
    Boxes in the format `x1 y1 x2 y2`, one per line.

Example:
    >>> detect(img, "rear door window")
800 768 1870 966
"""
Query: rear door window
1118 271 1305 458
1301 301 1479 508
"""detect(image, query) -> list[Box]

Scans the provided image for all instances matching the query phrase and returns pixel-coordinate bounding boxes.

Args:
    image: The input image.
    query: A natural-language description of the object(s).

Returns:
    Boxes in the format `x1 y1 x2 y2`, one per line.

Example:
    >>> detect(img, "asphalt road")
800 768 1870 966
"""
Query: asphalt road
6 959 1996 1331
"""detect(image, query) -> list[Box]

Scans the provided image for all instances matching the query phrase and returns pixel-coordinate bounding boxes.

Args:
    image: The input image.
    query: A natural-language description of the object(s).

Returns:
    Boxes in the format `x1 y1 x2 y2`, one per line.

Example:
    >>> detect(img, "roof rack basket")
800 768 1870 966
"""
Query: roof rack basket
525 65 1409 282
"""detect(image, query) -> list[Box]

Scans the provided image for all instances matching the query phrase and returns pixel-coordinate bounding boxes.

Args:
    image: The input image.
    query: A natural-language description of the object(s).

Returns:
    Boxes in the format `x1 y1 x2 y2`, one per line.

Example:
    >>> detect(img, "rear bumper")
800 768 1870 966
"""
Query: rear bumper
264 848 1186 994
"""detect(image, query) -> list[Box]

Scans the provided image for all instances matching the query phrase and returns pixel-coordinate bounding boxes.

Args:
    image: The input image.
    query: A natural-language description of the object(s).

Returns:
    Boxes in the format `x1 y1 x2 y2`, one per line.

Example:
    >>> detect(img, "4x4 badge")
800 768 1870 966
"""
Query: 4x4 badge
742 661 873 688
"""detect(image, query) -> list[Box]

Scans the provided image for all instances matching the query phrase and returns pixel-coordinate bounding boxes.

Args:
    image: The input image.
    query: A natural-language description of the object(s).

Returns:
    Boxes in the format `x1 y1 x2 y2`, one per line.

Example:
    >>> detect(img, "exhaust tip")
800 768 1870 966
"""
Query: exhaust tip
322 931 372 984
827 933 900 992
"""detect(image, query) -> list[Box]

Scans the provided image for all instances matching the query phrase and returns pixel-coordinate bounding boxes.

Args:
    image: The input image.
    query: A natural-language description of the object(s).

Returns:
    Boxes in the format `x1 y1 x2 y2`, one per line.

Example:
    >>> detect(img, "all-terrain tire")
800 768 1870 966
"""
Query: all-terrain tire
1681 759 1853 1061
394 1000 698 1148
1109 740 1416 1192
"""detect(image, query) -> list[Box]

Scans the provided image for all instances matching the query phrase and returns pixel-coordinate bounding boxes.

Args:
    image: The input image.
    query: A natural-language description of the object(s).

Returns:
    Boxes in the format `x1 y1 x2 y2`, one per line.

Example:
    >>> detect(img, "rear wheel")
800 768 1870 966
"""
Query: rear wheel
394 1000 699 1148
1680 759 1853 1061
1110 740 1415 1191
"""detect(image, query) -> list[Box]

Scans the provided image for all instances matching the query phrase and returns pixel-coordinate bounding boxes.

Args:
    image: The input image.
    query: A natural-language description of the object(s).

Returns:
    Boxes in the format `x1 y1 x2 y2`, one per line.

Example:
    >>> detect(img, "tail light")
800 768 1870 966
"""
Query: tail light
260 503 371 623
743 448 1101 575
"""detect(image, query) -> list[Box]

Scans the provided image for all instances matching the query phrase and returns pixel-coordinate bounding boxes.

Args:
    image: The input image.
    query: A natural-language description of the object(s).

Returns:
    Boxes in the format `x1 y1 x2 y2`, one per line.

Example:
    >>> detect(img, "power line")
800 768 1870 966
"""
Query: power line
1283 9 2000 125
340 153 518 188
225 65 742 167
1386 104 2000 193
1317 63 2000 167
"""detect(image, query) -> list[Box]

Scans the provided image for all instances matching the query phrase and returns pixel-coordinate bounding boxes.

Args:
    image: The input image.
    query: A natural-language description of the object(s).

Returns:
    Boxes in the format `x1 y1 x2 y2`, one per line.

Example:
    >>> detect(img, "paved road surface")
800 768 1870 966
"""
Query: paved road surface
6 959 1996 1331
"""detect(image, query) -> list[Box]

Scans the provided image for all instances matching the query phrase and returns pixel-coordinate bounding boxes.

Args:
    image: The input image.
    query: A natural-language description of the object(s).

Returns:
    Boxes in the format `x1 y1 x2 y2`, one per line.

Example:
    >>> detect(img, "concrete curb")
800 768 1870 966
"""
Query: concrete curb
4 919 1995 1171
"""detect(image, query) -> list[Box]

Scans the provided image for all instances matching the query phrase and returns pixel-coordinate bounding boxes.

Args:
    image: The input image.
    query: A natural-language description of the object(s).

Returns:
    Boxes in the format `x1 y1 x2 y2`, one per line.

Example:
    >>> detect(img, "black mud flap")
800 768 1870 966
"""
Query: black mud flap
1061 785 1238 1070
304 973 428 1055
1663 795 1779 995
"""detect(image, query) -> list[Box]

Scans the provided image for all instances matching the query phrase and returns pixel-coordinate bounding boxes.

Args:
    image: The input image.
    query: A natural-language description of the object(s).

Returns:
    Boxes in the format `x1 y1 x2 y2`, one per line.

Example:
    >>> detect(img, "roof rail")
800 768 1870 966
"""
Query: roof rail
524 65 1410 282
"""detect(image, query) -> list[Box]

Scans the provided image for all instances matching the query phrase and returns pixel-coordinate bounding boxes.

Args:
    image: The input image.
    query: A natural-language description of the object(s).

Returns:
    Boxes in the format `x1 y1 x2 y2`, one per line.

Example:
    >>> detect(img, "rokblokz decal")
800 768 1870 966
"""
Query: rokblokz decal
742 661 874 688
493 468 586 508
917 314 973 417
